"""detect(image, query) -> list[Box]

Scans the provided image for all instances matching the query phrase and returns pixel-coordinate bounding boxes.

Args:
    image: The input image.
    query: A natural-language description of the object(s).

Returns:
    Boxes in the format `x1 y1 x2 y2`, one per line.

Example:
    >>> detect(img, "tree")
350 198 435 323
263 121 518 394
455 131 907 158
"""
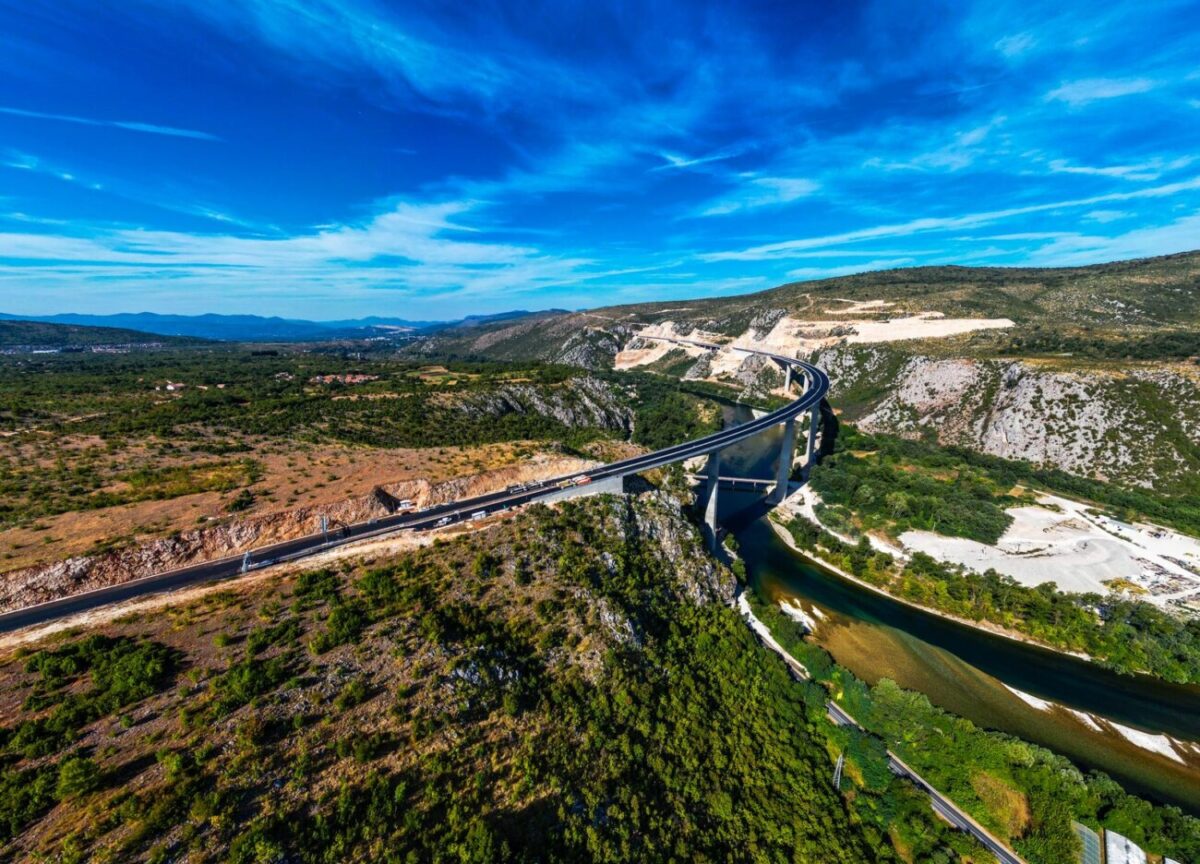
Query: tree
55 756 99 799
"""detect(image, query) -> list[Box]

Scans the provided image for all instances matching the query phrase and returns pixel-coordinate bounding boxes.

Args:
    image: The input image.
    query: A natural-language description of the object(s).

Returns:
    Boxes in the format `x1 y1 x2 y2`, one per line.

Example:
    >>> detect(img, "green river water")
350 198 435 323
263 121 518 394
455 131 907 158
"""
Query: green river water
715 404 1200 813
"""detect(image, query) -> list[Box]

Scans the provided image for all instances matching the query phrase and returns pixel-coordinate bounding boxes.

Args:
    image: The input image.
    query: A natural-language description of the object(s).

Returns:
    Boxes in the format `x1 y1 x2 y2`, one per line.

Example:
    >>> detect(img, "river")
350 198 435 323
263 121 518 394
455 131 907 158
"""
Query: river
711 403 1200 813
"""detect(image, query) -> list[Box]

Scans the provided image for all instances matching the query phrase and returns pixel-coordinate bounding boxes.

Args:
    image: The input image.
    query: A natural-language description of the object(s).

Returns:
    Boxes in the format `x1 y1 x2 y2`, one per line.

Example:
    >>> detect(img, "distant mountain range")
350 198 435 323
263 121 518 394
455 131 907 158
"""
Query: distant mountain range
0 312 447 343
0 310 560 343
0 319 202 349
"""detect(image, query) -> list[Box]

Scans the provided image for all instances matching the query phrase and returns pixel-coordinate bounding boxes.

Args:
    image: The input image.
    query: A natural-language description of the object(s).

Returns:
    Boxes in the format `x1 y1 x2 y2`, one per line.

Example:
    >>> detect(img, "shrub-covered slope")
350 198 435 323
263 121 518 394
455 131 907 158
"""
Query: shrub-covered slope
0 495 895 862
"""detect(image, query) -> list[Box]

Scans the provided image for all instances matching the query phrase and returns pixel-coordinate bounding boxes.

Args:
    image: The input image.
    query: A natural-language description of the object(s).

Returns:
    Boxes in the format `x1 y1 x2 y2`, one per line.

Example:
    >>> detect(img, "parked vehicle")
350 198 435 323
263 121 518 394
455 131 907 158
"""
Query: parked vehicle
397 499 414 510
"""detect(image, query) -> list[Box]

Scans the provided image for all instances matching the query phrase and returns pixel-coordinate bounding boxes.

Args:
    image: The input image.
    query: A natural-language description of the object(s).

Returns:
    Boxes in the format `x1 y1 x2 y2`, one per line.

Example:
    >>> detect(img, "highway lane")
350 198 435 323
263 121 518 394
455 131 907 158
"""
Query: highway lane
0 348 828 635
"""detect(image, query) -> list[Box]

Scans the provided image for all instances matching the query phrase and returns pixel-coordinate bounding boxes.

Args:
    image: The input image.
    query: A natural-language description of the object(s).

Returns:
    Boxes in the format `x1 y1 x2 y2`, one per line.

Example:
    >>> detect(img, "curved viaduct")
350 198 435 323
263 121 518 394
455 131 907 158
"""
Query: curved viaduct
0 342 829 634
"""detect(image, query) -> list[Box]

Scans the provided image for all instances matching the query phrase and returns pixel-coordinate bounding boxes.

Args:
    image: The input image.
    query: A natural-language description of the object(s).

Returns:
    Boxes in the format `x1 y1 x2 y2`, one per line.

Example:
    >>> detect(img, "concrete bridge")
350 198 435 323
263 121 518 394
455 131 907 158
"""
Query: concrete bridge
634 333 832 550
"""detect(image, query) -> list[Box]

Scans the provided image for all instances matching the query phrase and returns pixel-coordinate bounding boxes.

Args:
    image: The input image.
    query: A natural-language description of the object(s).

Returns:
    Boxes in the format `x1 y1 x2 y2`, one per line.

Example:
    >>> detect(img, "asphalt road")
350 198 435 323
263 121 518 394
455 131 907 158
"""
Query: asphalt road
0 345 828 634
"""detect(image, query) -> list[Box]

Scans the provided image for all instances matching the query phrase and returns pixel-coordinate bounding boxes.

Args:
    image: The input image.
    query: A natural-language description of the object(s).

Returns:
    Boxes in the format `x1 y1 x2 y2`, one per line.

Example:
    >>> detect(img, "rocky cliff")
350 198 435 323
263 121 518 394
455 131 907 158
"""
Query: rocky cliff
817 344 1200 493
455 376 634 436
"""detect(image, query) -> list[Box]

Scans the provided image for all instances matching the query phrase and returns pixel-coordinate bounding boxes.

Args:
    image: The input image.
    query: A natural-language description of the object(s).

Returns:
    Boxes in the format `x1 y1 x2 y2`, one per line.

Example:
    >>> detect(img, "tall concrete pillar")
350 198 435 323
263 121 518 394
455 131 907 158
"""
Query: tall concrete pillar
703 449 721 551
783 364 792 394
802 407 820 479
772 418 797 503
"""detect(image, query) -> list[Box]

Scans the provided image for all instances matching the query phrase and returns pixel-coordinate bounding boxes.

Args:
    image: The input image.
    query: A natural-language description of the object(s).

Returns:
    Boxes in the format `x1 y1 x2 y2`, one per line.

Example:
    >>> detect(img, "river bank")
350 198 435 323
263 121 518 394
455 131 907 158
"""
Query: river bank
766 512 1095 663
737 578 1198 864
734 509 1200 811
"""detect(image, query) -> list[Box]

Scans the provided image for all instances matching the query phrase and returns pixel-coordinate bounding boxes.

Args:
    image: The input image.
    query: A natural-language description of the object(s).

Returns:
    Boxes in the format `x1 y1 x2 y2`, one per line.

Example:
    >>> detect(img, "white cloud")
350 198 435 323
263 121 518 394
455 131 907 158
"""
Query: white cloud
1084 209 1132 223
0 198 681 311
702 176 1200 261
4 149 255 226
994 32 1037 58
651 145 747 172
1045 77 1156 106
177 0 596 117
1048 156 1192 181
864 116 1006 173
0 106 219 141
699 175 819 216
1022 212 1200 265
975 232 1074 241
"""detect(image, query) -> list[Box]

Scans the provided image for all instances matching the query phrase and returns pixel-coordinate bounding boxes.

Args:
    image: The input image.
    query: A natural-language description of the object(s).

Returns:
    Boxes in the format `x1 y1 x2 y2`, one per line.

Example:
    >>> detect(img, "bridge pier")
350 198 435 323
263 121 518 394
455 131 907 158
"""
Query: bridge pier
802 406 820 479
702 449 721 552
772 418 797 503
783 364 792 394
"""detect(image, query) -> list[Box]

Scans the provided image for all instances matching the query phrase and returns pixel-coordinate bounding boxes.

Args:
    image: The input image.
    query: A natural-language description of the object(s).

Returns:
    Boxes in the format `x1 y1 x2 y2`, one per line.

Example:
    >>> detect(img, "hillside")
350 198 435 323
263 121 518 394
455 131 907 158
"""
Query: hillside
410 252 1200 495
0 320 200 350
0 495 919 862
414 252 1200 363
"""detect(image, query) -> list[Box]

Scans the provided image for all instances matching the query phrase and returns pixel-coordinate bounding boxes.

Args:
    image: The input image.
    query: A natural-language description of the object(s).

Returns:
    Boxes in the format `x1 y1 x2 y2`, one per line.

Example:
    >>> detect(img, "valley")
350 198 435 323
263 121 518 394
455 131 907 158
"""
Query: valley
3 253 1200 863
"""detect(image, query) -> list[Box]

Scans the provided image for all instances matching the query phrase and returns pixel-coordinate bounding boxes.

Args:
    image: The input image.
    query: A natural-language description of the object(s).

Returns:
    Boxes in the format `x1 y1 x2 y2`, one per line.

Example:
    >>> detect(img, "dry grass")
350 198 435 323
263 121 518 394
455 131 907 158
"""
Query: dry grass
970 771 1030 840
0 438 546 574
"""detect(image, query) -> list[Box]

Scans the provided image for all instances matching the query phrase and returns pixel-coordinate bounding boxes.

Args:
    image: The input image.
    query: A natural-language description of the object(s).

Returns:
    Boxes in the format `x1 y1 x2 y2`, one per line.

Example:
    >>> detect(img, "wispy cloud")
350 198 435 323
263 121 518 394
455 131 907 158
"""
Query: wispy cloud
175 0 595 119
864 116 1006 173
651 145 748 172
0 198 664 310
0 106 219 141
2 0 1198 316
1045 77 1157 106
994 32 1037 58
4 150 99 187
1020 212 1200 266
3 149 254 226
698 176 819 217
702 177 1200 261
1047 157 1192 181
1084 210 1132 223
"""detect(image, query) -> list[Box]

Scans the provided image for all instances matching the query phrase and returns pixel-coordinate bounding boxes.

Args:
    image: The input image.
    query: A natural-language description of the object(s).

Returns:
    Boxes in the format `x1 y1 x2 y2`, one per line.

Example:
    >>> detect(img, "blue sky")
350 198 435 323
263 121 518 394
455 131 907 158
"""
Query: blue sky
1 0 1198 320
